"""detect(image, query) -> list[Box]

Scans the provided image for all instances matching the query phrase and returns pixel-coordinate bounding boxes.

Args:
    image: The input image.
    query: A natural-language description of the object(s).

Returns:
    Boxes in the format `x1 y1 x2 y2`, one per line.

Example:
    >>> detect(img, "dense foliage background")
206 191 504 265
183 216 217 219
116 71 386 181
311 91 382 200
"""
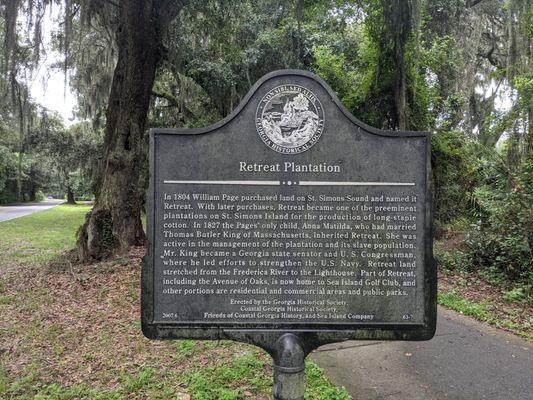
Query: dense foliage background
1 0 531 288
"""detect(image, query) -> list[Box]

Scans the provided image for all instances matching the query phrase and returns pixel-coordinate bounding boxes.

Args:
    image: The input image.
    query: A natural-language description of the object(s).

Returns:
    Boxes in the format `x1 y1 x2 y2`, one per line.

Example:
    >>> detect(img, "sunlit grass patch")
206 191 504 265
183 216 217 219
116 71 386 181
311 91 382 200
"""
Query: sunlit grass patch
438 291 493 321
0 204 91 265
437 291 532 339
306 361 351 400
183 350 272 400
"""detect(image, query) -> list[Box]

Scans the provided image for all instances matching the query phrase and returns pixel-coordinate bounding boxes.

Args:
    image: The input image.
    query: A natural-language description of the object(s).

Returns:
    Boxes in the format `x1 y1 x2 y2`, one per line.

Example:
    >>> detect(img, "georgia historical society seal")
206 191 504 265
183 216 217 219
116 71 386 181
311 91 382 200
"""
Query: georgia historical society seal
256 85 325 154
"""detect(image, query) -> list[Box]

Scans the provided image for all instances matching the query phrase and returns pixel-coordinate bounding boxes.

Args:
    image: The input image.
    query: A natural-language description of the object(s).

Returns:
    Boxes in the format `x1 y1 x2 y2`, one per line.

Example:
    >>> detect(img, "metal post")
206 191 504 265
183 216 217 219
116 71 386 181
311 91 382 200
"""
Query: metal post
273 334 306 400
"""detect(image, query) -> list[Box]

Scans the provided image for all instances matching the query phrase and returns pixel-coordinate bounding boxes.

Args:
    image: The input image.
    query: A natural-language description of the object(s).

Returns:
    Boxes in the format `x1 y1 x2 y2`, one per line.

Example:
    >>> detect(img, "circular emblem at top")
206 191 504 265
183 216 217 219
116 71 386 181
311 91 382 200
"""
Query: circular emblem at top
256 85 325 154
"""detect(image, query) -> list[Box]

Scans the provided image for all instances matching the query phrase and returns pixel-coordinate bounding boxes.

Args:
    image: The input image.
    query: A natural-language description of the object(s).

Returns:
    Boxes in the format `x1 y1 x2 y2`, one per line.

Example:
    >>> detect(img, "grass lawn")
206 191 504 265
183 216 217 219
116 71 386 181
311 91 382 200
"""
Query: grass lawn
0 204 91 265
0 206 351 399
437 280 532 340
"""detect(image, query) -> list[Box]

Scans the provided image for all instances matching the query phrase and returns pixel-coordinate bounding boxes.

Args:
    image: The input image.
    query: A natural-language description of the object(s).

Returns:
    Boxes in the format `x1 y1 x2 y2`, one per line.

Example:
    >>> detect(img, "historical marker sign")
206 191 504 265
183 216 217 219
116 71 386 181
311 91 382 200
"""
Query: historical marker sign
142 70 436 344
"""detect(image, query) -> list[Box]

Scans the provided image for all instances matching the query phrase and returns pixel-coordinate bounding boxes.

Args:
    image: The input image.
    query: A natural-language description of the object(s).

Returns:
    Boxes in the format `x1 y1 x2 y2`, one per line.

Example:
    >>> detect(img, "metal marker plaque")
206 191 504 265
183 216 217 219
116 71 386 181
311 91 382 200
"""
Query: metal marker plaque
142 70 436 343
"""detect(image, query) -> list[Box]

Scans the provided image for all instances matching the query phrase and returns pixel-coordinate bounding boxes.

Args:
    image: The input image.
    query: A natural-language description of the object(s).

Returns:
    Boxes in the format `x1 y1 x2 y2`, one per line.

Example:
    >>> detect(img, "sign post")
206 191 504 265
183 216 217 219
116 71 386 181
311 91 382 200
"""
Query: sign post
142 70 436 399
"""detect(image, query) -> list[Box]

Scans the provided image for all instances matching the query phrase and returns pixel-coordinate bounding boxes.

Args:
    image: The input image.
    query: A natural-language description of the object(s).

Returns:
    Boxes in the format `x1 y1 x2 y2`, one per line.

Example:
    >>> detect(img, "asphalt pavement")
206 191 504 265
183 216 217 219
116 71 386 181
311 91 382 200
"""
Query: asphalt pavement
0 199 64 222
311 306 532 400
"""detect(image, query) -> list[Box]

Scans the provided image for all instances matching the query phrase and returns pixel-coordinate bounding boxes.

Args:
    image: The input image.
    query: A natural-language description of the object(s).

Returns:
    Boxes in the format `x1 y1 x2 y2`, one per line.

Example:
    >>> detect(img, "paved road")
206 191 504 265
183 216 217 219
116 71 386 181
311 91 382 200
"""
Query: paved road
0 199 64 222
312 306 532 400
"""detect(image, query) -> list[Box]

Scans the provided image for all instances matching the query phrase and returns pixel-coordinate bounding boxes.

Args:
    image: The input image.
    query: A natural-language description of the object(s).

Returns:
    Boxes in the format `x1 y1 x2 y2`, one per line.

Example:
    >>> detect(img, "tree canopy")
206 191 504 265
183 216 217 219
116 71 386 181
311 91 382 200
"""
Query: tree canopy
0 0 531 282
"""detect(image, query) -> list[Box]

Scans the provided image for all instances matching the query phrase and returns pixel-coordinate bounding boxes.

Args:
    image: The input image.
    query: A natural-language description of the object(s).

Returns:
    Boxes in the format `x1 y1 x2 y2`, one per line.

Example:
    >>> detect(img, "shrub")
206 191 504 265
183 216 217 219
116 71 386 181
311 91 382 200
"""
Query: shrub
431 131 479 230
466 155 532 286
35 190 45 201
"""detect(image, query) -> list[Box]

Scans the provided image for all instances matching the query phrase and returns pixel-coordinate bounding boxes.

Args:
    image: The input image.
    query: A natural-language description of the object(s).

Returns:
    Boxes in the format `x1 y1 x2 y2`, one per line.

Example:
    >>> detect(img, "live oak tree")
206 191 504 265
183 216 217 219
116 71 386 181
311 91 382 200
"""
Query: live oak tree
1 0 186 258
72 0 532 263
1 0 41 202
75 0 187 261
2 0 530 275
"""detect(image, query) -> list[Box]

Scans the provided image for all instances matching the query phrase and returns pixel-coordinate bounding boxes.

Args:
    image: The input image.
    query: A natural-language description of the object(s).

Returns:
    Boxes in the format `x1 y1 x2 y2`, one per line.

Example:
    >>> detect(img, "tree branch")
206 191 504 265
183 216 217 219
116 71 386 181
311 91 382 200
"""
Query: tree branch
151 89 179 107
478 42 505 70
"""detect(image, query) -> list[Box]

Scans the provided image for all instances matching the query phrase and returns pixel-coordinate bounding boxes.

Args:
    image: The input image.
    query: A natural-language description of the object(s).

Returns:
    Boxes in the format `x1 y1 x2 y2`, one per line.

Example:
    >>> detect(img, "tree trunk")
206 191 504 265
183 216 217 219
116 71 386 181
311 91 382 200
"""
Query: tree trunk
64 169 76 204
17 140 22 202
29 185 36 202
392 0 411 131
378 0 412 130
296 0 304 67
67 185 76 204
16 85 25 202
394 35 408 131
76 0 182 262
526 105 533 153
